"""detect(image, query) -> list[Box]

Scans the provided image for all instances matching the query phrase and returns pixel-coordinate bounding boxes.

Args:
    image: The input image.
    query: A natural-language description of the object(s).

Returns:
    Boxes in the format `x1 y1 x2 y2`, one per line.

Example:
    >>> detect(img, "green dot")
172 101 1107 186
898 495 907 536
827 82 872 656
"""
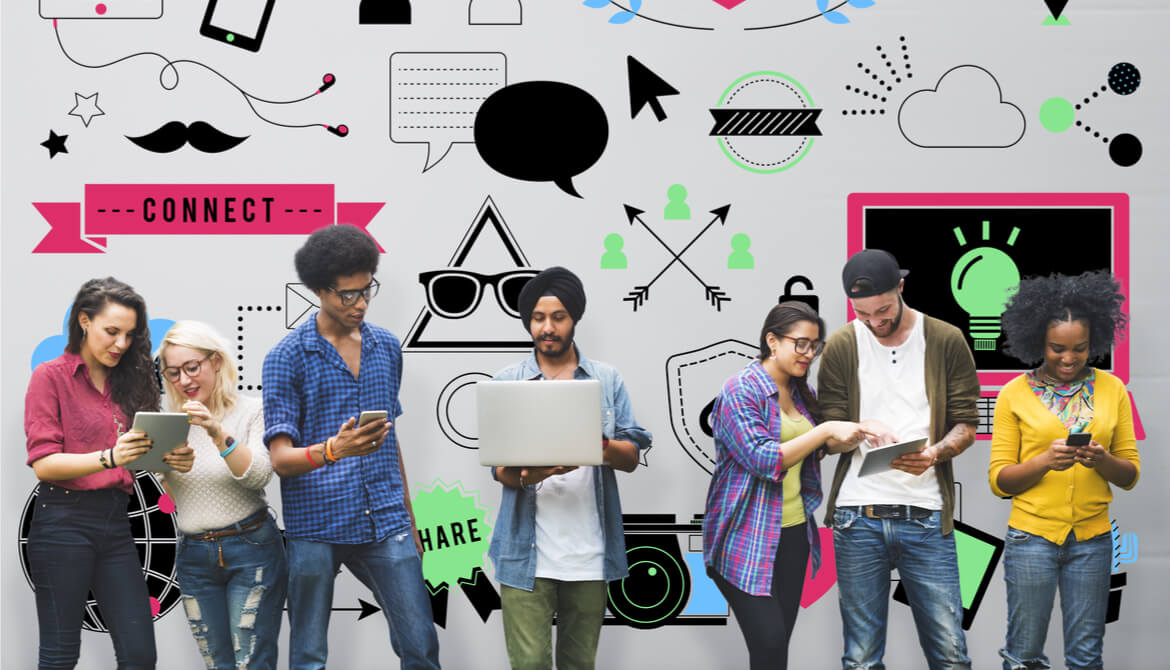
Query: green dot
226 33 235 42
647 567 657 577
1038 97 1074 132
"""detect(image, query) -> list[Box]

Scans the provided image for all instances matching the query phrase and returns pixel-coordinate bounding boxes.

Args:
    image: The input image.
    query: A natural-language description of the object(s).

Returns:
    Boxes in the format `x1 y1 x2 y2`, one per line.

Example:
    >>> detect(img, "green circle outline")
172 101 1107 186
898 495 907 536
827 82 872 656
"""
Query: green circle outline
716 70 817 175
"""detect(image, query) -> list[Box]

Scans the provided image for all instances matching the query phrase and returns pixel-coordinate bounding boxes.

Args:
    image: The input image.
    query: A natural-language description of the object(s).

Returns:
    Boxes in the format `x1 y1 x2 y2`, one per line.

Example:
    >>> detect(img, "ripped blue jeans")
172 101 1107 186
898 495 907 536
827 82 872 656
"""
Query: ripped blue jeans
176 510 288 670
831 507 971 670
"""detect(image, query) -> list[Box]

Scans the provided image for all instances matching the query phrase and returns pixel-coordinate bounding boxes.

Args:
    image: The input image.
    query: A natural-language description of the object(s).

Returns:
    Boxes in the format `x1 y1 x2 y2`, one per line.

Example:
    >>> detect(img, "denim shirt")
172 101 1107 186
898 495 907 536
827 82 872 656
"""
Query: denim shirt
487 347 652 591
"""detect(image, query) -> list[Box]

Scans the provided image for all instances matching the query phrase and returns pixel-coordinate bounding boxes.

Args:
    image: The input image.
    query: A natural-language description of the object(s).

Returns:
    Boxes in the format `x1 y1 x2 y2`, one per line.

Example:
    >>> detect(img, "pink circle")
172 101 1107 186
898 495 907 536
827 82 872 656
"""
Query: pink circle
95 3 108 14
158 494 176 515
323 74 334 83
337 125 349 134
149 597 161 617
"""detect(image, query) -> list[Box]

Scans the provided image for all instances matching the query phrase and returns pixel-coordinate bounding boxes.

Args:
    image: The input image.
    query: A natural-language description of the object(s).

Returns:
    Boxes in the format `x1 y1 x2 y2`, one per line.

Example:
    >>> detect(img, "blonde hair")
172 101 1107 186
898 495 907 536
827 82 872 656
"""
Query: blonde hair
158 320 238 419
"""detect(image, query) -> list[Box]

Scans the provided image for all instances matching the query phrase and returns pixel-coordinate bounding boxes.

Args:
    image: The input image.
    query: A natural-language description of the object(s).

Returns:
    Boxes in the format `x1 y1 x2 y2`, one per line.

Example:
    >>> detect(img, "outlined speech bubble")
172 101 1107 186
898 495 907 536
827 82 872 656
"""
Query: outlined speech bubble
474 81 609 198
390 52 508 172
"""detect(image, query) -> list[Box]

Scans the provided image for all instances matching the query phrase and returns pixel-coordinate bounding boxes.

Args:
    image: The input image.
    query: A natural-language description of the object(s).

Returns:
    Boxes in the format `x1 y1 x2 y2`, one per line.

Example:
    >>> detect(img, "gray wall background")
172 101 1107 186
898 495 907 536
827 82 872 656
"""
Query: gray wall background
3 1 1168 667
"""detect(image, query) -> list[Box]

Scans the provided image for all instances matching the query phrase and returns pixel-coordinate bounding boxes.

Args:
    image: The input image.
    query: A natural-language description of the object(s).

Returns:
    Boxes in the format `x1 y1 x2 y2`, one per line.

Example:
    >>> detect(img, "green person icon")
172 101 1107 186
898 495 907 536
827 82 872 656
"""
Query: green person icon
601 233 627 269
728 233 754 269
664 184 691 220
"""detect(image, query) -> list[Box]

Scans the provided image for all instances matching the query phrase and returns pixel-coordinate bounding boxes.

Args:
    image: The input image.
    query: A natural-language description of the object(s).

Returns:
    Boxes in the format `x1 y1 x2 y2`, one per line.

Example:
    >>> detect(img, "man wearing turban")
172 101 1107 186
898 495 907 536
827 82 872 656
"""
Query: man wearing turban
486 266 652 670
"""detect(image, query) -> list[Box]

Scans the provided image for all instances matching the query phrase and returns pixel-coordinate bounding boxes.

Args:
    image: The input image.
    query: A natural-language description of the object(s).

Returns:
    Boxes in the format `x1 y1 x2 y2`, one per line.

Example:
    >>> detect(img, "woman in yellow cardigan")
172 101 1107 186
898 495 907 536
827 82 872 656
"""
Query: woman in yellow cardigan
989 270 1139 670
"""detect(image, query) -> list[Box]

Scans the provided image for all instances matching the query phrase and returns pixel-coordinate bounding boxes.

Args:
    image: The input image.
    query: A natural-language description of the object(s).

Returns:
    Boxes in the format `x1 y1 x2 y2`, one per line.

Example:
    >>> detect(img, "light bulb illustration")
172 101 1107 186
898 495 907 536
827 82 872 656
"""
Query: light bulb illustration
950 221 1021 351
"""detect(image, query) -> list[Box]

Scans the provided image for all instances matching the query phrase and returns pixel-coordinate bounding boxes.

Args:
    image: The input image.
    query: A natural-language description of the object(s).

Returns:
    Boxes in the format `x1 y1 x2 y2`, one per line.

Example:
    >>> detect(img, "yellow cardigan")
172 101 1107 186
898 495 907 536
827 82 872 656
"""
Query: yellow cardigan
988 369 1139 545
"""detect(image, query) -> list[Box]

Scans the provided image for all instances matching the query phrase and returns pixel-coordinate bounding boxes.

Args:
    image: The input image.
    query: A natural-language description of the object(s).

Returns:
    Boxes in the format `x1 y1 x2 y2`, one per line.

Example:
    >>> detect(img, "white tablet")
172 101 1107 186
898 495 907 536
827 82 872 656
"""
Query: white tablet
126 412 191 471
856 437 929 477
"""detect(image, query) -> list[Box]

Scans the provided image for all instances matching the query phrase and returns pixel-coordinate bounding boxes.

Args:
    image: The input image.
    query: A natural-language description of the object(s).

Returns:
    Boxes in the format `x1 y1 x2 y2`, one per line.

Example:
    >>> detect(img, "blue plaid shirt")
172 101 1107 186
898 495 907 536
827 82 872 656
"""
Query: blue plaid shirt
703 360 823 596
262 316 410 544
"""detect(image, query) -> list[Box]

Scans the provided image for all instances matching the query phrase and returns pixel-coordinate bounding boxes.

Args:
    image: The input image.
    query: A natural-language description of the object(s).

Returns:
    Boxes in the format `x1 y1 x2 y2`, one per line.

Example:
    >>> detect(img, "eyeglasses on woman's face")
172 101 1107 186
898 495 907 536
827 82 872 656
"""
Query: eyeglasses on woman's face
161 354 212 383
780 335 825 356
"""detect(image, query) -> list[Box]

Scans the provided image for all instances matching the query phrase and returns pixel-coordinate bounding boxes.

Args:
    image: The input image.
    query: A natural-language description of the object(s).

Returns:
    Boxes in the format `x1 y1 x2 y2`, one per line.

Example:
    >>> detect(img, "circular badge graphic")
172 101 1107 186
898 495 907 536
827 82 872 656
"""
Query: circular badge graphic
712 71 820 174
436 372 492 449
17 472 181 632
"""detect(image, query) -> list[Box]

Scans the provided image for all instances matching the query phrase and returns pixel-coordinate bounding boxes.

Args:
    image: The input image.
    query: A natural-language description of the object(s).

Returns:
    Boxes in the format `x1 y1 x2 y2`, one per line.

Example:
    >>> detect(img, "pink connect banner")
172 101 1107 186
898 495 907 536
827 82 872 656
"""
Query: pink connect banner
32 184 385 253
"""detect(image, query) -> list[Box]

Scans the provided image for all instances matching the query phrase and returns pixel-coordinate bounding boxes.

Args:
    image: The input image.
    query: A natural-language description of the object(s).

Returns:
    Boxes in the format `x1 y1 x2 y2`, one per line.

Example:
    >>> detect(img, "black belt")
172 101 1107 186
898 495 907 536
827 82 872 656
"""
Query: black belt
840 504 934 520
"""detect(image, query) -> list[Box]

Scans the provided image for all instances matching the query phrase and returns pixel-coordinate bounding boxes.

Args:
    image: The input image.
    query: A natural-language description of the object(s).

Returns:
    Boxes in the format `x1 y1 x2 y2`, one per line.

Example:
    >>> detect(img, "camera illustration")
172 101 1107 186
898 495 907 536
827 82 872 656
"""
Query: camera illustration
605 514 728 629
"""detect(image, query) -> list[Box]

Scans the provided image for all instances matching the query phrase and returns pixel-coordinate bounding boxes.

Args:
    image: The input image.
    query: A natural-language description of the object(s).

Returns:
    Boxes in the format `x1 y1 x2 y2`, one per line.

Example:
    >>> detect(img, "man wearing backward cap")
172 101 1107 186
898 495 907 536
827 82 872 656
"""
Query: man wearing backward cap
487 266 652 670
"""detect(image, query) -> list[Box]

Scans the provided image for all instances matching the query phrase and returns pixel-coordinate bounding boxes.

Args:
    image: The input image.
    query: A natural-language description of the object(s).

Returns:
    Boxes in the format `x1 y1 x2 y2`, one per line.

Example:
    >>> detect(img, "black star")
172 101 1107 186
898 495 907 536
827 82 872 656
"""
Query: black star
41 130 69 158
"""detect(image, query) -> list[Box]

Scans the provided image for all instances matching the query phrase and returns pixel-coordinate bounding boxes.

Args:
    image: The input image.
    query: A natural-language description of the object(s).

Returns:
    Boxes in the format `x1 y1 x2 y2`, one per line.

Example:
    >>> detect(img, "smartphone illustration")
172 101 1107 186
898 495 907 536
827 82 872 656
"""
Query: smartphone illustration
200 0 276 53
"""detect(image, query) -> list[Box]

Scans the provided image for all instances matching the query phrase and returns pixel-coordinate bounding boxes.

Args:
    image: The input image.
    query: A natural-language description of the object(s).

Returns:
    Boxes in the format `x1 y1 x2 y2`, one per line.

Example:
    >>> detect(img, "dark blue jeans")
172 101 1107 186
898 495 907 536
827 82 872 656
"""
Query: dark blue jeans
27 485 156 670
176 509 288 670
286 533 440 670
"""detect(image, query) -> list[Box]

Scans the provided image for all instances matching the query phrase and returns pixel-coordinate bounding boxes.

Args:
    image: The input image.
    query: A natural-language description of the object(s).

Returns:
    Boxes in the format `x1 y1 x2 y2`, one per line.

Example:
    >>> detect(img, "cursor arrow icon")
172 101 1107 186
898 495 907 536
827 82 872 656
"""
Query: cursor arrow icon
627 56 680 122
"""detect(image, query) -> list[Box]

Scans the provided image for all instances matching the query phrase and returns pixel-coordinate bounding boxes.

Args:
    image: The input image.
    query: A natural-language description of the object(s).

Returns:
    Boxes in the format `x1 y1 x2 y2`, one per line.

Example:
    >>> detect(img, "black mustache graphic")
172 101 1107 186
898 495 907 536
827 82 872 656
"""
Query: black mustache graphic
126 121 248 153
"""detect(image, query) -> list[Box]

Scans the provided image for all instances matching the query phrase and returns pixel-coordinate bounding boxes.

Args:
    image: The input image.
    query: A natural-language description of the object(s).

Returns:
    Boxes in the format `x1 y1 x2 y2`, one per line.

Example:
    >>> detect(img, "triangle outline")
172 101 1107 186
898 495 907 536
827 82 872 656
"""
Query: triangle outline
404 196 536 351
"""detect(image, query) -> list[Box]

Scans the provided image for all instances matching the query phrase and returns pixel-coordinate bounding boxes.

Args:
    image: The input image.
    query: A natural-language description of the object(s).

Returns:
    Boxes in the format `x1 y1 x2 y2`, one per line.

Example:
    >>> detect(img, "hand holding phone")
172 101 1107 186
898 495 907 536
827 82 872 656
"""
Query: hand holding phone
1066 431 1091 447
359 410 388 426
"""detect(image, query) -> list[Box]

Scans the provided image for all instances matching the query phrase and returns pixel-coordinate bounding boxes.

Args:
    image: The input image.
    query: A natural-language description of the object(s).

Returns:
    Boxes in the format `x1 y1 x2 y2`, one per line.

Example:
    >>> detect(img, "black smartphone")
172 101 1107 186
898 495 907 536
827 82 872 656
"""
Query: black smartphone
200 0 276 53
1067 431 1091 447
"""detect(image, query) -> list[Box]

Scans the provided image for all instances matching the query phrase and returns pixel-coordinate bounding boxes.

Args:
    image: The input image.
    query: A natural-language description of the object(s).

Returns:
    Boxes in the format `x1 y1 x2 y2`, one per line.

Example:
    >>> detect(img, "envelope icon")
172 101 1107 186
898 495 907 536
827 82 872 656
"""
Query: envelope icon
285 283 318 330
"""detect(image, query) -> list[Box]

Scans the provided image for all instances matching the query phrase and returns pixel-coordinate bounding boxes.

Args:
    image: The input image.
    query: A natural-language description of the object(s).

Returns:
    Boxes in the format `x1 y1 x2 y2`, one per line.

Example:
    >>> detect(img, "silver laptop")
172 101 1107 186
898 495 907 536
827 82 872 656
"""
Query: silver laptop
477 379 603 467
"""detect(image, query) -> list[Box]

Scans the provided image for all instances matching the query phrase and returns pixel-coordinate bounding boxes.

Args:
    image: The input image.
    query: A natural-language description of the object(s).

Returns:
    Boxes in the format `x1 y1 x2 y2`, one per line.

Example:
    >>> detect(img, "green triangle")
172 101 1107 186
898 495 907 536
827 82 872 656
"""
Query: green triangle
1042 15 1071 25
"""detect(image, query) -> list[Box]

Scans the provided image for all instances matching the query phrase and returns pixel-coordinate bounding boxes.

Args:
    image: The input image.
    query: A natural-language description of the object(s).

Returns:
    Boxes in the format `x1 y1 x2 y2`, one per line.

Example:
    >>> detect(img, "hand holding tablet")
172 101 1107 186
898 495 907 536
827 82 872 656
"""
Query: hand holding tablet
126 412 192 471
857 437 929 477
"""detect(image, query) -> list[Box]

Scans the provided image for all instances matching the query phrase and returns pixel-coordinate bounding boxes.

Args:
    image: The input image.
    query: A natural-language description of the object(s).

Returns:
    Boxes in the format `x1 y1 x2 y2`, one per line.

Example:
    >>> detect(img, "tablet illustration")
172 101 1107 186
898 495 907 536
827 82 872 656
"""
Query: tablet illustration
200 0 276 52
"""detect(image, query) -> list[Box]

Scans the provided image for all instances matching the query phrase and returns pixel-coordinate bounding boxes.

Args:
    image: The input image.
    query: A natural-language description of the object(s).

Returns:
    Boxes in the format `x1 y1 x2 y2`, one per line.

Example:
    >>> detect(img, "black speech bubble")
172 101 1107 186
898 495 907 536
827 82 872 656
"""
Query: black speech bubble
473 81 608 198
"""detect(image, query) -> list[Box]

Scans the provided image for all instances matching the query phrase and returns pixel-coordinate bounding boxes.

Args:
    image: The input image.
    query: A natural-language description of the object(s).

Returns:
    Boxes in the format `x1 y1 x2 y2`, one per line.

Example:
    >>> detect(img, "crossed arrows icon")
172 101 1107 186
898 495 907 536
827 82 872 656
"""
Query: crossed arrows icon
623 203 732 311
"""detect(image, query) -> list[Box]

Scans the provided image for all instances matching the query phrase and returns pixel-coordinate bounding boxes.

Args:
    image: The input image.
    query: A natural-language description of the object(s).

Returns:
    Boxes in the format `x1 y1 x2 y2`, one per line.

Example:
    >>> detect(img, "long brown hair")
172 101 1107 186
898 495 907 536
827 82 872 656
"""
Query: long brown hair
65 277 159 419
758 300 825 423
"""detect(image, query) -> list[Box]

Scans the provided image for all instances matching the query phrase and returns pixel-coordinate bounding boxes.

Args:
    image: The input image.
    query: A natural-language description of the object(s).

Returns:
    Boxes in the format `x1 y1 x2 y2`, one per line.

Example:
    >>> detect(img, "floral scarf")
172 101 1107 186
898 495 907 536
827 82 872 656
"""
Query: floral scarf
1026 368 1096 432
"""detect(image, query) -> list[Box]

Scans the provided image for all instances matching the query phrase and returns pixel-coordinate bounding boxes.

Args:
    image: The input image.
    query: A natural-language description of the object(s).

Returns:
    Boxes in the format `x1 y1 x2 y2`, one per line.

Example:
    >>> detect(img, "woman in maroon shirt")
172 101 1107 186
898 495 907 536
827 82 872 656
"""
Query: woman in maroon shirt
24 277 187 670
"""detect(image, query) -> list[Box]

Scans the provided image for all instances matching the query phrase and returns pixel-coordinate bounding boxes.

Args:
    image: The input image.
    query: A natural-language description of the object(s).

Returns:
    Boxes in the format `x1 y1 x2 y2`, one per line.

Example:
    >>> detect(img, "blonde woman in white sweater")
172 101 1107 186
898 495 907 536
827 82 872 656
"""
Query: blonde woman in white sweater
159 321 287 670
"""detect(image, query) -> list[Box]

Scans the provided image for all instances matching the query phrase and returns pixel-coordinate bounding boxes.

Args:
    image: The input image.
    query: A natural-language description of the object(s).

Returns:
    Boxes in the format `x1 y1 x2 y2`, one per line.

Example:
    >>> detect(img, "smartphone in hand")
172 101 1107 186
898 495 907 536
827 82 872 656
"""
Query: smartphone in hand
1066 431 1091 447
359 410 388 427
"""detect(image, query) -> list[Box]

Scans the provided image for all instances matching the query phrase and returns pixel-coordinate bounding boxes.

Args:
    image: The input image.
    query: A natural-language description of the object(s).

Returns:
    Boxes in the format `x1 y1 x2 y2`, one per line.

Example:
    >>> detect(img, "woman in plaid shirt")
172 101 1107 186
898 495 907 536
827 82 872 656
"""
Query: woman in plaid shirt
703 301 870 670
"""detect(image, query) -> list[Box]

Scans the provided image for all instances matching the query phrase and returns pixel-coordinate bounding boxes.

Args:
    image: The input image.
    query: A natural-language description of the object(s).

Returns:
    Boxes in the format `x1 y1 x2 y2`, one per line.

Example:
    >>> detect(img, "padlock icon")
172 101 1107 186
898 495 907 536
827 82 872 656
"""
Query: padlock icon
779 275 818 312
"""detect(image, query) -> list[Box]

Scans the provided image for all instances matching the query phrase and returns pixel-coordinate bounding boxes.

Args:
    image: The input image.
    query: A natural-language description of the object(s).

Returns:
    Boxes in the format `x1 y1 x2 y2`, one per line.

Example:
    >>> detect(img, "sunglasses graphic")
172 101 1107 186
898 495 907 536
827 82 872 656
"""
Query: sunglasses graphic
418 269 538 319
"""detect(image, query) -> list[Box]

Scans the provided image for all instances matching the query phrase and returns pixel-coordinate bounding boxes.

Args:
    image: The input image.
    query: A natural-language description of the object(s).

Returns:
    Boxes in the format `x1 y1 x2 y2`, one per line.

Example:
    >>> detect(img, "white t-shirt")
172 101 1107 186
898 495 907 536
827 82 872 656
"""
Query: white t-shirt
836 311 943 509
534 465 605 581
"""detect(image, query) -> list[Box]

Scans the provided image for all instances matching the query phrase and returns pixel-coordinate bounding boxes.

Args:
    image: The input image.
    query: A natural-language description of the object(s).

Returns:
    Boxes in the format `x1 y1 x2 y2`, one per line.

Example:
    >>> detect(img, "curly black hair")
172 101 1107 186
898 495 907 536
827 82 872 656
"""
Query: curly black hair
294 224 380 291
1000 270 1127 365
65 277 160 419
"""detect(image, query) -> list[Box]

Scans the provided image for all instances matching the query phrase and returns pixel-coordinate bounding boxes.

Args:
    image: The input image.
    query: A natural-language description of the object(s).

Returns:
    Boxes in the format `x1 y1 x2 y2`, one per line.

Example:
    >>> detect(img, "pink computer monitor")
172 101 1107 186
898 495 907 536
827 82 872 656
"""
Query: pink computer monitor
846 193 1140 438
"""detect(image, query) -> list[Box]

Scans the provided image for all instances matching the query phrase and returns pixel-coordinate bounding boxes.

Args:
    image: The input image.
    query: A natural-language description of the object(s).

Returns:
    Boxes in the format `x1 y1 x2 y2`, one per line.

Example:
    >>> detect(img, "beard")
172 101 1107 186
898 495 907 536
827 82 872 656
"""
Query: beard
865 294 904 337
534 324 575 358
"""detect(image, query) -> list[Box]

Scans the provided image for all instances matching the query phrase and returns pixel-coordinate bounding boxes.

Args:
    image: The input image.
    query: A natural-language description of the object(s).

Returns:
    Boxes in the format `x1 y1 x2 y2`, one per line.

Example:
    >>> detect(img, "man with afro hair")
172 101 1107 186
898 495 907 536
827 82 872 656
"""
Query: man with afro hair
263 224 440 669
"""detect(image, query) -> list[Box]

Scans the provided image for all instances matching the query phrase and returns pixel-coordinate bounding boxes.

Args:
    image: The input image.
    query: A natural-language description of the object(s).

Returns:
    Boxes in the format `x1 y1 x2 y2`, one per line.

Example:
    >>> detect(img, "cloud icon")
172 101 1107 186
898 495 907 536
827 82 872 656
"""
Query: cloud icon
898 65 1026 148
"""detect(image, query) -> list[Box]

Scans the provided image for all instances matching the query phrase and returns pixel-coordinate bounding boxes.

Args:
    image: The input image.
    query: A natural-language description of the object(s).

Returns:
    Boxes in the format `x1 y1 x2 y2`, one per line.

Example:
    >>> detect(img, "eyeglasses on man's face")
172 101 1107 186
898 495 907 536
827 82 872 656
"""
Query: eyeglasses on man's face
418 269 537 319
329 278 380 307
162 355 212 383
780 335 826 356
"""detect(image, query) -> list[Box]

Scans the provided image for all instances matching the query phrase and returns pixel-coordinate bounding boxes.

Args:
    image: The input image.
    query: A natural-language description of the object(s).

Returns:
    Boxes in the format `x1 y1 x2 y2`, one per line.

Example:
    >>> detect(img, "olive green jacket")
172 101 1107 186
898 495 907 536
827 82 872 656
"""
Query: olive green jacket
817 314 980 535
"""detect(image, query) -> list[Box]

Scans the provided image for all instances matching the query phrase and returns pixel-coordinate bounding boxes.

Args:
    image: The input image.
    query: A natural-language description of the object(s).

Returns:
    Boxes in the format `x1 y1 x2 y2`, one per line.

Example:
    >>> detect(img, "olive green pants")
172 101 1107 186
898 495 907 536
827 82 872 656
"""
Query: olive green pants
500 579 608 670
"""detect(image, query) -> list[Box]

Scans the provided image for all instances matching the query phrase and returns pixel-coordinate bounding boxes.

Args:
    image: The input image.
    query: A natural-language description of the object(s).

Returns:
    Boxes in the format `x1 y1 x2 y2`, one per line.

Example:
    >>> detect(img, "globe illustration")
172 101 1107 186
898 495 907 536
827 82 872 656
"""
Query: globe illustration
17 470 182 632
